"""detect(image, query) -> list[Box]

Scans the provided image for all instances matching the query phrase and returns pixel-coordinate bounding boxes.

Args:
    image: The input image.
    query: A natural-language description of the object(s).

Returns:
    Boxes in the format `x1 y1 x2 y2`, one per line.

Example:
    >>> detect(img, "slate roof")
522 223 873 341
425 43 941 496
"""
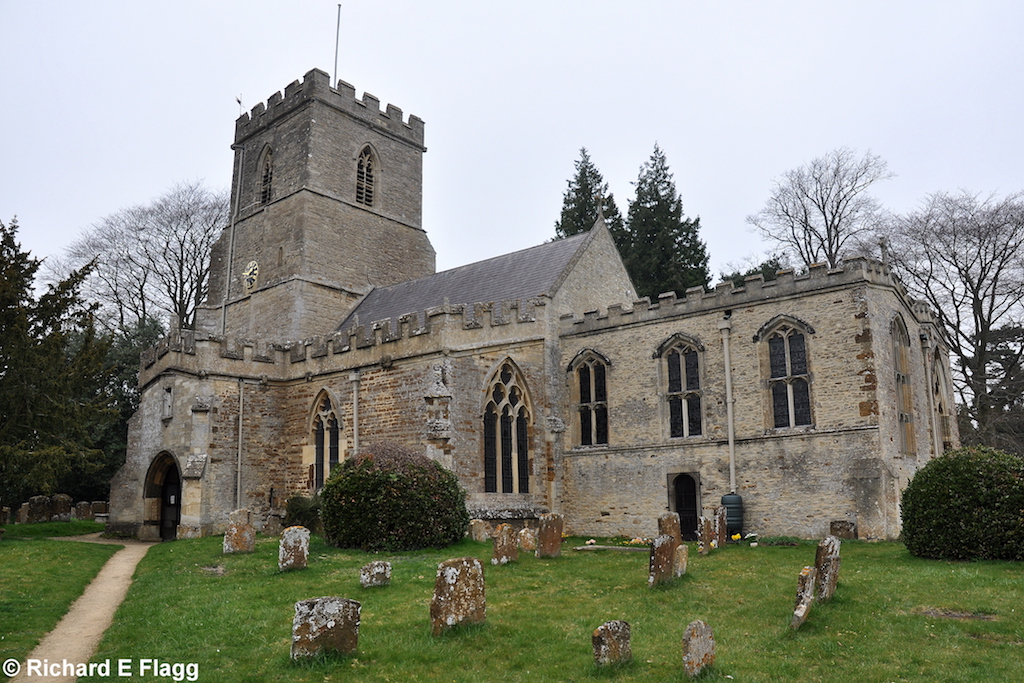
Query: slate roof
338 232 589 330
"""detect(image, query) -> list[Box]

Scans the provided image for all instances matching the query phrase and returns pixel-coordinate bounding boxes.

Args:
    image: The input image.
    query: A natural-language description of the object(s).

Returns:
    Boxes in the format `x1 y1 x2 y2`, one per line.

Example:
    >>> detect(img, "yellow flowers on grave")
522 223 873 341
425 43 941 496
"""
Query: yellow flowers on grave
731 533 742 541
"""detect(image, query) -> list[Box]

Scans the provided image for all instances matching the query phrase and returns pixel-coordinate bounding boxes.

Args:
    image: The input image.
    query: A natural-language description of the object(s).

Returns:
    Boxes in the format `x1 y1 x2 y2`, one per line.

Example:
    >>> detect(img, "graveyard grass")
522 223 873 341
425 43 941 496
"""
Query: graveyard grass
57 535 1024 682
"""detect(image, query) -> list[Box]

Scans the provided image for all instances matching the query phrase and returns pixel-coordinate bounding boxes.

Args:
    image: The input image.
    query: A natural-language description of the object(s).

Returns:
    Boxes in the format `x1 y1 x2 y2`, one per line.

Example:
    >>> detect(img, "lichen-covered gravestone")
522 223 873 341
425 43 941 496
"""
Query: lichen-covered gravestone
50 494 73 522
814 535 841 602
290 597 361 659
592 620 632 666
430 557 486 636
27 495 50 523
658 511 682 547
360 560 392 588
536 513 564 558
714 505 727 547
278 525 310 571
648 534 679 587
469 518 492 542
674 543 689 577
74 501 93 520
790 565 817 630
491 523 518 565
681 619 715 678
698 516 714 555
517 527 537 551
223 508 256 554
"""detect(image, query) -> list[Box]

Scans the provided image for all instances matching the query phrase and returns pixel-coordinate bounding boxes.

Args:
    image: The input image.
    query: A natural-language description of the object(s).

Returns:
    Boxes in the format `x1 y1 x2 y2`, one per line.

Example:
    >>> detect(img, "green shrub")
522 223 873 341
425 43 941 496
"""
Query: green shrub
901 445 1024 560
320 442 469 551
284 494 322 534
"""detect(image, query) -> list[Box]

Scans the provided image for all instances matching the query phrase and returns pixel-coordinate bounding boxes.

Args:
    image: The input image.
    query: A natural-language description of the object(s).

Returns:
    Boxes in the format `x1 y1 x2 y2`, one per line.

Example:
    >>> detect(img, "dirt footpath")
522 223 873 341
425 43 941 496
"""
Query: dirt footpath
8 534 154 683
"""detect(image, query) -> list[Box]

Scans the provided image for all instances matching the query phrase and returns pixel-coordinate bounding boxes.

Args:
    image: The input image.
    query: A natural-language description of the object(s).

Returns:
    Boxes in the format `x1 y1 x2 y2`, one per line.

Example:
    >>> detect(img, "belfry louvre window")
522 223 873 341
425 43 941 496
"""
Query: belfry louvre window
575 354 609 446
311 393 340 490
483 361 531 493
356 147 375 207
893 318 916 455
767 326 812 428
664 341 702 438
260 149 274 205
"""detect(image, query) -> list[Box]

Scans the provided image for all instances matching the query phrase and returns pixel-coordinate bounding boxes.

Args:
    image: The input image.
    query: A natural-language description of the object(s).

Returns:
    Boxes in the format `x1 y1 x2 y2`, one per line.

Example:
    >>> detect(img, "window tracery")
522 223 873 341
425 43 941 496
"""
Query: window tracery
356 146 375 207
660 337 703 438
311 392 340 490
259 148 274 205
766 324 812 428
483 361 531 493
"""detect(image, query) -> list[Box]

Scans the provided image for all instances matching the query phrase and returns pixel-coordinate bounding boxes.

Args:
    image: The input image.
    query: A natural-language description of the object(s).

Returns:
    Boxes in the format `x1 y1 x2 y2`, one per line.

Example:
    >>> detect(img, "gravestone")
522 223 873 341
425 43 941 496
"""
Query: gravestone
27 495 50 523
74 501 94 520
291 597 361 659
91 501 109 515
815 535 841 601
17 503 29 524
592 620 632 666
517 527 537 551
263 513 284 536
430 557 486 636
1 506 10 525
469 519 491 542
223 508 256 554
714 506 727 547
697 516 714 556
791 565 817 630
278 526 310 571
491 523 518 565
674 543 689 577
536 513 564 558
360 560 392 588
830 520 857 540
648 534 679 587
681 620 716 678
658 511 682 547
50 494 73 522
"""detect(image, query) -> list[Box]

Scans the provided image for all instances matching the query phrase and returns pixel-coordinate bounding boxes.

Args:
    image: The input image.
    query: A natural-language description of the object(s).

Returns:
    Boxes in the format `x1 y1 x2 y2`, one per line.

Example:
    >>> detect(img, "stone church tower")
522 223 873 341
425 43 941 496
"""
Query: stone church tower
197 68 435 340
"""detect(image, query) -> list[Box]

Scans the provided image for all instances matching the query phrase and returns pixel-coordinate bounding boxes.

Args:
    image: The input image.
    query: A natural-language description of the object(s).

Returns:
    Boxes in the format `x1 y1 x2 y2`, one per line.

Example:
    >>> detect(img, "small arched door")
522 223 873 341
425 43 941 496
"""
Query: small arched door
673 474 699 541
144 453 181 541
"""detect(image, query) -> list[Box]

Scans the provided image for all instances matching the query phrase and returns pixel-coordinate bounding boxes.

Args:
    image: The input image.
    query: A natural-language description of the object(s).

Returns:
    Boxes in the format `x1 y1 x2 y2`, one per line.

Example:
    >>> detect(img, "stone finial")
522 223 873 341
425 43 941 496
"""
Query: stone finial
648 534 679 587
360 561 392 588
469 518 492 542
491 523 518 565
658 511 682 547
592 620 632 666
278 526 311 571
517 527 538 551
814 535 842 601
791 566 818 630
291 597 361 659
536 513 564 558
430 557 486 636
681 620 716 678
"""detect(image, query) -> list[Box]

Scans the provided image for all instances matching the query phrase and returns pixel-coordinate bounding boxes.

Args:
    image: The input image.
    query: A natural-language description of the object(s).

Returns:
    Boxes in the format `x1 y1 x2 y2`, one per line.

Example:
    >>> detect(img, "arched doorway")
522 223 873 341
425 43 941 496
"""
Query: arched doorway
144 453 181 541
673 474 699 541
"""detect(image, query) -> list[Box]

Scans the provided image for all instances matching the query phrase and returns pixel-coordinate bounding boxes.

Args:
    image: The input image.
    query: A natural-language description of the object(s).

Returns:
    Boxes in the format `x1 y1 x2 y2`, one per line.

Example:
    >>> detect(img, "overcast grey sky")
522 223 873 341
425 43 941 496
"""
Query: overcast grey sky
2 1 1023 280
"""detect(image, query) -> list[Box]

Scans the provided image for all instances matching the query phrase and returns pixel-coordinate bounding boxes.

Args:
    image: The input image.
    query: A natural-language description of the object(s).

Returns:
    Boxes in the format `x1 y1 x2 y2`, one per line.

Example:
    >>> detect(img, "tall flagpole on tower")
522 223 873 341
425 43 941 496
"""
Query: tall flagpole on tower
333 4 341 86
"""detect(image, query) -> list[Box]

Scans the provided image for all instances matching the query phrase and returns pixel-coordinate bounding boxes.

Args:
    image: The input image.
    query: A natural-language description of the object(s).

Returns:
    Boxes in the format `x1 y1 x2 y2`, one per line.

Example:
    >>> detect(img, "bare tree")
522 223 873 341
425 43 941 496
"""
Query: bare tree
747 147 893 269
884 190 1024 447
63 181 228 330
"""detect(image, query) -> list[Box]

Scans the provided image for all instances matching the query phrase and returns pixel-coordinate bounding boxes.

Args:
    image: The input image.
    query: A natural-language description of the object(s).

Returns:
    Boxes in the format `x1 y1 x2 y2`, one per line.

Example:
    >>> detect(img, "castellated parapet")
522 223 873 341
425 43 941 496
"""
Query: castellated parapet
235 68 424 149
559 257 933 335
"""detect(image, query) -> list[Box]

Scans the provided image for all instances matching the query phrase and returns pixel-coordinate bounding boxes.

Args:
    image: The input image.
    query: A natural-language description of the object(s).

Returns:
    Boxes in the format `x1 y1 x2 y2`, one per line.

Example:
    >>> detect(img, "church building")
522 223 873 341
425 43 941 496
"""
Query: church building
108 69 959 542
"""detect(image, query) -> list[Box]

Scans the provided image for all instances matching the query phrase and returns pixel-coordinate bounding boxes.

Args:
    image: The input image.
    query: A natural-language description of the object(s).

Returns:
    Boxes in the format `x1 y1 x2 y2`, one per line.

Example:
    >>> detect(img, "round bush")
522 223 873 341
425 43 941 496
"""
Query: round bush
320 442 469 551
901 446 1024 561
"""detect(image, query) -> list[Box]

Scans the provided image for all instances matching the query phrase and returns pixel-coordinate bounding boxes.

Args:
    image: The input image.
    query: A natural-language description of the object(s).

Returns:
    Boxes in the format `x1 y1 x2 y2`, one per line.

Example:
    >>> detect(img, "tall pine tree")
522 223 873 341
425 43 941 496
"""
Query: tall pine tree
554 148 627 247
624 144 709 299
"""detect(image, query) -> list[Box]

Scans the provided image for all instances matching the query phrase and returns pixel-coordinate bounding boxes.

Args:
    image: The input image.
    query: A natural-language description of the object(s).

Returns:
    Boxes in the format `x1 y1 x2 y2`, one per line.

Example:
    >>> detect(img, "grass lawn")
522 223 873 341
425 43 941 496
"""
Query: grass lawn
0 527 120 667
73 535 1024 682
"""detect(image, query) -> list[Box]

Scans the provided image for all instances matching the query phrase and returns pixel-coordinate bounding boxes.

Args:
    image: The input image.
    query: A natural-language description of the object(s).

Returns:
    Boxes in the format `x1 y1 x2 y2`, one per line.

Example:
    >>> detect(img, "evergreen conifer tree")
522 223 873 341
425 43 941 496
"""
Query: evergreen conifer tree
554 148 627 247
625 144 709 299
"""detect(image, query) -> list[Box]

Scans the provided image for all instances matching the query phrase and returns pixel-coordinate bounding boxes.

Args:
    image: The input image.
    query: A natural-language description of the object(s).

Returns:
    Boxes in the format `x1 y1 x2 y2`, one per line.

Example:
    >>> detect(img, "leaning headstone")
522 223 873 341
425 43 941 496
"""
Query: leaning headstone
697 516 714 556
27 495 50 523
278 526 310 571
517 527 538 551
223 508 256 554
360 561 392 588
648 534 679 587
681 620 716 678
430 557 486 636
74 501 94 520
791 565 817 630
815 535 842 602
658 511 682 547
592 620 632 666
536 513 564 558
291 597 361 659
674 543 689 577
469 518 492 542
50 494 73 522
714 505 728 547
491 523 518 565
830 520 857 540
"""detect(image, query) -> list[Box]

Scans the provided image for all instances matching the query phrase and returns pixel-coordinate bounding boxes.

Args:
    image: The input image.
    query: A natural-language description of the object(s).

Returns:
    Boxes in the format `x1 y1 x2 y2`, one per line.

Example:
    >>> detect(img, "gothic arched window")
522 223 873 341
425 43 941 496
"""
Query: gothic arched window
356 146 375 207
570 351 610 446
259 148 274 205
483 361 531 493
892 317 916 455
659 335 703 438
762 321 813 428
311 392 340 490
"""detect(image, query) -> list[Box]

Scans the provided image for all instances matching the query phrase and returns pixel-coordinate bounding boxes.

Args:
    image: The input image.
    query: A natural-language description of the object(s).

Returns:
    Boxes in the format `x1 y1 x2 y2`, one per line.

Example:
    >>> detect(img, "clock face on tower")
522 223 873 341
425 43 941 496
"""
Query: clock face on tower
243 260 259 291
